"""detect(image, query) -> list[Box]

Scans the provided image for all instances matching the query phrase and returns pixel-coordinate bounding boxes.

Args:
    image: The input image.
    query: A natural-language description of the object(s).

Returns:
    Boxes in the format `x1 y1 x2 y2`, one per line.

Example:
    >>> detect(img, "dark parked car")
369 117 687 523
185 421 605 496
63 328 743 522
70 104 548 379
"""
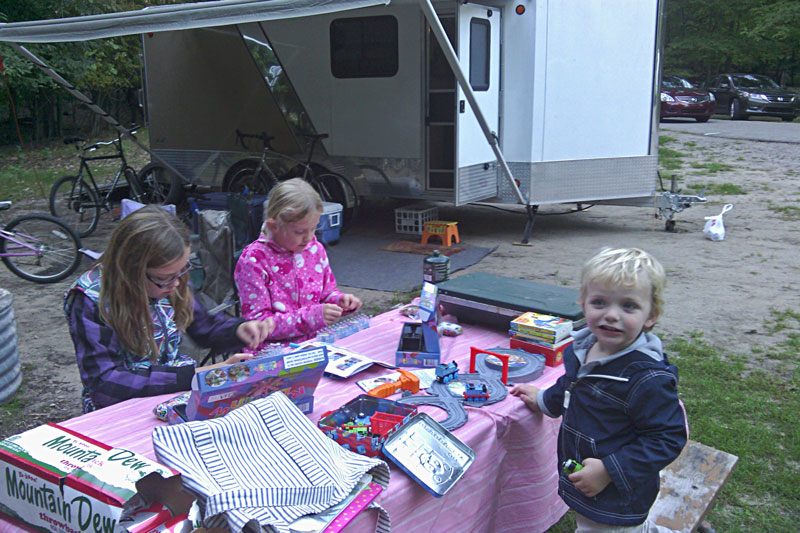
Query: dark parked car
660 74 715 122
705 74 800 121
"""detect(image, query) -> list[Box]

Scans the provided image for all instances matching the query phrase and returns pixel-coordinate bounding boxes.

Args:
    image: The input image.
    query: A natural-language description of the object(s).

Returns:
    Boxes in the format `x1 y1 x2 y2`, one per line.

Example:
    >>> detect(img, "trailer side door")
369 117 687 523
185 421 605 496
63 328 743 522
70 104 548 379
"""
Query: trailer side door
456 3 501 205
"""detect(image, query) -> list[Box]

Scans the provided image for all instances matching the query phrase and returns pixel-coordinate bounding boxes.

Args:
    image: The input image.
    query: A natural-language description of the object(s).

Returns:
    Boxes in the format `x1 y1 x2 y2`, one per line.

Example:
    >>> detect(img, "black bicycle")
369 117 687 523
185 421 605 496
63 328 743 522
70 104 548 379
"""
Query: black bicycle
226 130 359 230
49 125 146 237
0 201 82 283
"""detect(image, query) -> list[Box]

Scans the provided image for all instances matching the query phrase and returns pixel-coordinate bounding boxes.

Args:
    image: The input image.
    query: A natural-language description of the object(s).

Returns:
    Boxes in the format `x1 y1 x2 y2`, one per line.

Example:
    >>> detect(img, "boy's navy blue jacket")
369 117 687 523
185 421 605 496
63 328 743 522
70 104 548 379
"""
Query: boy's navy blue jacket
537 328 687 526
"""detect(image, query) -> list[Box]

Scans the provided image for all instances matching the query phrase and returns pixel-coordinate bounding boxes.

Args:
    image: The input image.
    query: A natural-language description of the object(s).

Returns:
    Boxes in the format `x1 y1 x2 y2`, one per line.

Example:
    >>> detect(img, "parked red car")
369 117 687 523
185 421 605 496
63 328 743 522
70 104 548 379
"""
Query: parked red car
660 74 715 122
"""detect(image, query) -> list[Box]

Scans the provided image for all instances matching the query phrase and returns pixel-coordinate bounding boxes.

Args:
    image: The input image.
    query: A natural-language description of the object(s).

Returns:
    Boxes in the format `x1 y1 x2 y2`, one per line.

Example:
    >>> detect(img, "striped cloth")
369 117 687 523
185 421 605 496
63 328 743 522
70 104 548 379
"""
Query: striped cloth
152 392 390 533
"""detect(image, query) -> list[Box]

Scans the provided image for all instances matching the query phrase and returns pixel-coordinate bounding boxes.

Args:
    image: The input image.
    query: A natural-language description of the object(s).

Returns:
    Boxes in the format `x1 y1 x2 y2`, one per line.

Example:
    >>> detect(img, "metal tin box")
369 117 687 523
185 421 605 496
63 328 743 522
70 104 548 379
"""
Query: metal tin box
382 412 475 497
318 395 418 457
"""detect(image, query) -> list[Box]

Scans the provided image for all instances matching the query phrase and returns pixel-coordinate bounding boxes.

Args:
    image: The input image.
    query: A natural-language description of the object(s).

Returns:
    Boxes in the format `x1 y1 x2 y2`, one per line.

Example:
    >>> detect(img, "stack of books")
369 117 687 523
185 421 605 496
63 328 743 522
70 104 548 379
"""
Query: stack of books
508 311 574 367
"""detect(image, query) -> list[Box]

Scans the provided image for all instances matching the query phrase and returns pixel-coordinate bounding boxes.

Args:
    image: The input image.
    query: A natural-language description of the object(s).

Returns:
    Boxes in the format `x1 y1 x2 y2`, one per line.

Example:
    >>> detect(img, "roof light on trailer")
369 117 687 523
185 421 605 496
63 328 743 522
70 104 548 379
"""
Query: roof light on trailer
515 5 525 15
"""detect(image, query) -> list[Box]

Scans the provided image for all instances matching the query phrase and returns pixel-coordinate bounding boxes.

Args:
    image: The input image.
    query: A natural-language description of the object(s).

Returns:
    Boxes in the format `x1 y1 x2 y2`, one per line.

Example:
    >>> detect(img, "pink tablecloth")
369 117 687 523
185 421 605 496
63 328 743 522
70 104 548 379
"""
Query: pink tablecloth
1 309 568 532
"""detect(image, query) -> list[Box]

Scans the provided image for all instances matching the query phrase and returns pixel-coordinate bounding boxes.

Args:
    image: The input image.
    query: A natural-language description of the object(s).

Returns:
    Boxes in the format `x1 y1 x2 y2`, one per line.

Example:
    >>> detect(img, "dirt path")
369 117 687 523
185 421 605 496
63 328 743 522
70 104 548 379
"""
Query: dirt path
2 127 799 438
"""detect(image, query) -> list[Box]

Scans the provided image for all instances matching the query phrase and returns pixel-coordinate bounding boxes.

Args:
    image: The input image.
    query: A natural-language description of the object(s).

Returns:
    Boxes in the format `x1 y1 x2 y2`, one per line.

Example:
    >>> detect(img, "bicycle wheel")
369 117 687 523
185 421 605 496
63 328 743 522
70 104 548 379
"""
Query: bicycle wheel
49 175 100 238
226 161 276 196
124 165 146 203
137 162 183 204
1 213 82 283
315 173 359 232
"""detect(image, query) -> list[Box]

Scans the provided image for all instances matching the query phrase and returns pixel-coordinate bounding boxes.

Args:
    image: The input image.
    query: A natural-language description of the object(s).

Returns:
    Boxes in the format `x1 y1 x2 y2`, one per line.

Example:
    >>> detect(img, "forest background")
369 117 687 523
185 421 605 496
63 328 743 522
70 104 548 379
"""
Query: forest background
1 0 799 145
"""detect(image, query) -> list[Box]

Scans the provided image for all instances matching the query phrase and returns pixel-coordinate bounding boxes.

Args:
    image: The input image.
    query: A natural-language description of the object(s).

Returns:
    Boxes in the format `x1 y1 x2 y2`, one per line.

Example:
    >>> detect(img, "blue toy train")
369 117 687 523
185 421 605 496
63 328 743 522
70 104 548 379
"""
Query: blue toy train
435 361 459 383
463 381 489 402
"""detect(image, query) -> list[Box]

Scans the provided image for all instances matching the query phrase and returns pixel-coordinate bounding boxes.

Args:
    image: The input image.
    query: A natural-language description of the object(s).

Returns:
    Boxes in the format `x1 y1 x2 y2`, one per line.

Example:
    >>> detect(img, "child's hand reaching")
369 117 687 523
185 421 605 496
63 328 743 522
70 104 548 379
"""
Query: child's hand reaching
568 457 611 498
223 353 254 365
338 293 362 312
323 303 343 325
510 384 541 413
236 318 276 349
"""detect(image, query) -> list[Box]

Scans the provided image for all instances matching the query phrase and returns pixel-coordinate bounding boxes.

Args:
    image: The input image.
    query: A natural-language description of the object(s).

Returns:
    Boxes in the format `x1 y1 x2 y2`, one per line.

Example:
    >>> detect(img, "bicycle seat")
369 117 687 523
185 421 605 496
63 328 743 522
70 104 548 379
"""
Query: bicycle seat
64 136 86 144
0 201 11 211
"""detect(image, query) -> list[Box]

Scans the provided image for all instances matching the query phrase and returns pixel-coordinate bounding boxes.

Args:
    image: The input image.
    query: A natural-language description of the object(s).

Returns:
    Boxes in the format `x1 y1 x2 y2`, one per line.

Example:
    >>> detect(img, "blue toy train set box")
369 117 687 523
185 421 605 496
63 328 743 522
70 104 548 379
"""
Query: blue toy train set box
316 201 342 244
396 282 441 368
165 346 328 423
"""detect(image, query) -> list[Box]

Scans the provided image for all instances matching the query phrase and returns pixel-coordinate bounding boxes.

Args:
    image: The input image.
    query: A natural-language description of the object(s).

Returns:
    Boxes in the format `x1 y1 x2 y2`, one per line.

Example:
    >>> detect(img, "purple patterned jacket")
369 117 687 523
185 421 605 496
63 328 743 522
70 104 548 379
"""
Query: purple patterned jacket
65 268 244 412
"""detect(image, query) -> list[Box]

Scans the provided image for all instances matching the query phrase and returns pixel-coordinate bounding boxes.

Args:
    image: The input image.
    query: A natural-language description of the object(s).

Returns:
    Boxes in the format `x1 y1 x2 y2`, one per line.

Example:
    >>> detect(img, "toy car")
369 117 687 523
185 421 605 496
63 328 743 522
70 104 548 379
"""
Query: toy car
562 459 583 475
439 322 463 336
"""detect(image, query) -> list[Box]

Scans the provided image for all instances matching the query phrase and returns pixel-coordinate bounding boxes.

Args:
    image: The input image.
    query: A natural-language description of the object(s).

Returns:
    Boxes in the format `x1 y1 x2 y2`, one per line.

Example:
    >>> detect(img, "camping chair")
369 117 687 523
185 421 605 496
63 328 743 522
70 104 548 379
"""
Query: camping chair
192 209 241 366
192 193 270 365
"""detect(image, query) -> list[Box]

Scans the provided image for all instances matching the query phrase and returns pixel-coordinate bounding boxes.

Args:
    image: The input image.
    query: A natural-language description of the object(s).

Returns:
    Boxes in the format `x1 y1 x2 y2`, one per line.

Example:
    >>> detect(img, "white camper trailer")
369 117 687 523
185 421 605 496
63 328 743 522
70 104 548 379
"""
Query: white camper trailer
0 0 703 236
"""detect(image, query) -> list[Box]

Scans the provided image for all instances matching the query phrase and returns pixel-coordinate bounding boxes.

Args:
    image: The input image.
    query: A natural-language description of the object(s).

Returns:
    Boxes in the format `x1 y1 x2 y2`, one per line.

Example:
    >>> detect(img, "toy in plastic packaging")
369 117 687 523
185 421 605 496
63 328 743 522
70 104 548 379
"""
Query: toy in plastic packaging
703 203 733 242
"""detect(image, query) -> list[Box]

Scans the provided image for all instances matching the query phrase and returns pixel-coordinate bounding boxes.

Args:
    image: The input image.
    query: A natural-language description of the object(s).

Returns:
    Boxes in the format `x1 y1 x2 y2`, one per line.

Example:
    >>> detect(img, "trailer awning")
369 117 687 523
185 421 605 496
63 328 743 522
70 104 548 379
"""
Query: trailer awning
0 0 389 43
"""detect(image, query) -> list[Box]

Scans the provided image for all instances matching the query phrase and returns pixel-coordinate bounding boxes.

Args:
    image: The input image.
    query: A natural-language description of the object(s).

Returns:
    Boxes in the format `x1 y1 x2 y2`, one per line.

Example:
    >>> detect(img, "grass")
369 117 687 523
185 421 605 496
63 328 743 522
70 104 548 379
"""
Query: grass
767 202 800 221
686 182 746 195
689 161 734 174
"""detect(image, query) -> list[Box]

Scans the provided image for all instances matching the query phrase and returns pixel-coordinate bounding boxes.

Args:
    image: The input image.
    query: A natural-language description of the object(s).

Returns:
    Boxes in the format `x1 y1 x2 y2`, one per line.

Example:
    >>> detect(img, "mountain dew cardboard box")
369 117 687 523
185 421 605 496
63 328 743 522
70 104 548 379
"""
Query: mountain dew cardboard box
0 423 186 533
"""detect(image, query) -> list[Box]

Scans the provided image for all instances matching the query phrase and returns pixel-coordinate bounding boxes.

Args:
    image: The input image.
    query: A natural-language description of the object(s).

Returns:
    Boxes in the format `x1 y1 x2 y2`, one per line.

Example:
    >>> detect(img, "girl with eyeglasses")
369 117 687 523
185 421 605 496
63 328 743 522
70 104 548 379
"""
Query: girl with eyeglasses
65 205 275 413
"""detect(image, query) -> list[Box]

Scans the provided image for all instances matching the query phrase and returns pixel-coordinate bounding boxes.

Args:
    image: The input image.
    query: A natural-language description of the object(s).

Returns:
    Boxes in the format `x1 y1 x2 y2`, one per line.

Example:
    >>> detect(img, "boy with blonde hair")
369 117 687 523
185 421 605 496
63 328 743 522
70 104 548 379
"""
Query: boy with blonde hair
511 248 686 532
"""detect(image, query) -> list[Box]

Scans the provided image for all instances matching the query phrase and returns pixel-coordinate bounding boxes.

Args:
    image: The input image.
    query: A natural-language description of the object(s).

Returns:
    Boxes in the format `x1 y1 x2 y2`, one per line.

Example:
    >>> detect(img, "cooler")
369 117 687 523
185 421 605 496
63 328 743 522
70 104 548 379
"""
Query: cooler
436 272 585 331
316 201 342 244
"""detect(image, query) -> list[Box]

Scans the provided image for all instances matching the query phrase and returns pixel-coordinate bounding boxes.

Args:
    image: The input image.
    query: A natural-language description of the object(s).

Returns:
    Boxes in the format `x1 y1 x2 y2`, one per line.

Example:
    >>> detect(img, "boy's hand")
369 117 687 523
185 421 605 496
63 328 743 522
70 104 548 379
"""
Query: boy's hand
338 293 362 312
323 303 343 325
568 457 611 497
236 318 275 349
510 384 541 413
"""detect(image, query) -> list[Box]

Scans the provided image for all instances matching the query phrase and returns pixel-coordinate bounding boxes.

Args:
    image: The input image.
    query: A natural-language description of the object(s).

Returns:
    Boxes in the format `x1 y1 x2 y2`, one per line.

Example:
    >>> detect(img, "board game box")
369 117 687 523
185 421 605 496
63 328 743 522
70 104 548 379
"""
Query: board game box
185 345 328 421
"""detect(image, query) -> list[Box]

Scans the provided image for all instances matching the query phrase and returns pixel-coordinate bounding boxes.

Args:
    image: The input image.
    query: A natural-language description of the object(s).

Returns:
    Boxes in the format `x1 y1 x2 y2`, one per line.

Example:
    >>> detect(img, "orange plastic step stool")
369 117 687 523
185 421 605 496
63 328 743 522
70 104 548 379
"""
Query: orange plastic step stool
421 221 460 247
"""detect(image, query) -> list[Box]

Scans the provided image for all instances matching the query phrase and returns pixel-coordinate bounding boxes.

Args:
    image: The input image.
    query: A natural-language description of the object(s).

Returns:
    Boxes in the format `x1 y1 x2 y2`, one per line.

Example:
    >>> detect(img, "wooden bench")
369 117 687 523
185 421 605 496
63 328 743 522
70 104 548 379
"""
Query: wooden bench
650 440 739 532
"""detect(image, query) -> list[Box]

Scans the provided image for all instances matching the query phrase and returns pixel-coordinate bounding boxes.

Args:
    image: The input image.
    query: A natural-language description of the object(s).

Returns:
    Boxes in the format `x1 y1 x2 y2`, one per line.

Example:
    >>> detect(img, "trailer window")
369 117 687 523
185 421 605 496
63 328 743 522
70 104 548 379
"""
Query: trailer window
469 18 490 91
330 16 398 78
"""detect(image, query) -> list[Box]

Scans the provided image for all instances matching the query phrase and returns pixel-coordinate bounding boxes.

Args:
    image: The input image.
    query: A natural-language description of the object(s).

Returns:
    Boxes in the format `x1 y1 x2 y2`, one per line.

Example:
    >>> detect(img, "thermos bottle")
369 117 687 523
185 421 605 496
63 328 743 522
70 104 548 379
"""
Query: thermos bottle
423 250 450 284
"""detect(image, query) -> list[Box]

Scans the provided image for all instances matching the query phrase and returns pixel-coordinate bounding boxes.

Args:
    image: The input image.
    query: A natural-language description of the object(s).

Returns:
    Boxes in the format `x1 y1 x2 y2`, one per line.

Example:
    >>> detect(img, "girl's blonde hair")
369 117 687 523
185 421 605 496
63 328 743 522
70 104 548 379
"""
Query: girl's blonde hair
579 247 666 324
100 206 194 359
262 178 323 232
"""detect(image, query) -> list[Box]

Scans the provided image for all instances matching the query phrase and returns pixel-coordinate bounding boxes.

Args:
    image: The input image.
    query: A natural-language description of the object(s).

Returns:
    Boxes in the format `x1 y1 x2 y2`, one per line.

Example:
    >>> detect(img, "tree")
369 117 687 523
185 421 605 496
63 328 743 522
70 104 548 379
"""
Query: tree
663 0 800 86
0 0 183 143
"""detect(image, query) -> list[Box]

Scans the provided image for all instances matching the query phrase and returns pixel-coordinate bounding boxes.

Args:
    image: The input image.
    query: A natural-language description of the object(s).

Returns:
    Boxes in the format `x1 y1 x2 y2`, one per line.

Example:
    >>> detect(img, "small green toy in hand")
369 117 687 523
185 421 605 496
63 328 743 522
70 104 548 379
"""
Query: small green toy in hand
562 459 583 475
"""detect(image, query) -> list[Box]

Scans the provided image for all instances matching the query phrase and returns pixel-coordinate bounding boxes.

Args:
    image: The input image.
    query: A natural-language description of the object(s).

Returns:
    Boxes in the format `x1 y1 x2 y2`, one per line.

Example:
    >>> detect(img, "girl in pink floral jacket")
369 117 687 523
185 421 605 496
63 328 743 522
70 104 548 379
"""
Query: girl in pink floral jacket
234 178 362 346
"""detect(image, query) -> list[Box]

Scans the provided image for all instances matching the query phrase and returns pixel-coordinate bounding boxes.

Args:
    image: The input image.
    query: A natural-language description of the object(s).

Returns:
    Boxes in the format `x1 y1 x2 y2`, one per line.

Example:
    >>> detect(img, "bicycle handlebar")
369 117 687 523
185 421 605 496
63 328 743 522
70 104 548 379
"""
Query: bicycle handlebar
236 129 275 151
63 124 140 152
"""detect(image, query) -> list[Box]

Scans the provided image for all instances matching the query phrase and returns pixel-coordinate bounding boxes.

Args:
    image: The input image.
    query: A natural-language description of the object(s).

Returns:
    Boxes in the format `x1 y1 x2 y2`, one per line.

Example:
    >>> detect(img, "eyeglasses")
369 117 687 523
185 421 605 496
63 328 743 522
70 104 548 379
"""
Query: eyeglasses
146 262 192 288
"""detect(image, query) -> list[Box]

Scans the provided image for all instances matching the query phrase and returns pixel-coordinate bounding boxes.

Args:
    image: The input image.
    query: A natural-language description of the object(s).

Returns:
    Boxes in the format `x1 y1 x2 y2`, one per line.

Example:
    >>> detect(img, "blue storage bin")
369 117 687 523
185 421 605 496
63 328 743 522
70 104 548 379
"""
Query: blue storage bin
316 202 342 244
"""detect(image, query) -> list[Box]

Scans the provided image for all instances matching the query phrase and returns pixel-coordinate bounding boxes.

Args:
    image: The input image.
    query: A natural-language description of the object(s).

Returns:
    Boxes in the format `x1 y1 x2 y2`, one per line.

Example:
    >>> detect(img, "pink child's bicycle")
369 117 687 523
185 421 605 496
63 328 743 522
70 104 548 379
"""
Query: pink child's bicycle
0 201 82 283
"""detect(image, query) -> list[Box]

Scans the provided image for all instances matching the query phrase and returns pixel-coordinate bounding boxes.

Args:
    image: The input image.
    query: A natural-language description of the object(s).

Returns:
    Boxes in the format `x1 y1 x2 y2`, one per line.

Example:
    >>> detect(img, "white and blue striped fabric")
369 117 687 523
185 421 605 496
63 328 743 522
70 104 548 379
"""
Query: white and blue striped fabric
152 392 391 533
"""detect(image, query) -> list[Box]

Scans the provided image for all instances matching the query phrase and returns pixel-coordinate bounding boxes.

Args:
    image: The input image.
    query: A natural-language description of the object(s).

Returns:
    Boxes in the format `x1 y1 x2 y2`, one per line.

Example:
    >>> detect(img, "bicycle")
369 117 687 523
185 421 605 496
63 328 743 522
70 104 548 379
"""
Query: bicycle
49 125 147 238
0 201 82 284
227 130 359 230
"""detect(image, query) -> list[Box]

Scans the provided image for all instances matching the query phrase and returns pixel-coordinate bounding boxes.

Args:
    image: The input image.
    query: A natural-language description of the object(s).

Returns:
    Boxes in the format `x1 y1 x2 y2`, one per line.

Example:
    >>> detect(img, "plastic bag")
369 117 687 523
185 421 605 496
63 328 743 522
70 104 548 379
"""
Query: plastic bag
703 204 733 242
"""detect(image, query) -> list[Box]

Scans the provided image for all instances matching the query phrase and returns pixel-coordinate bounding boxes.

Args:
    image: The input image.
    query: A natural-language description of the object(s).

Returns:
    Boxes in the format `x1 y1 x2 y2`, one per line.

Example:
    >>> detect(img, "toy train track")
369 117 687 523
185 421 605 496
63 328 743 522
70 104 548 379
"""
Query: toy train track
472 349 545 385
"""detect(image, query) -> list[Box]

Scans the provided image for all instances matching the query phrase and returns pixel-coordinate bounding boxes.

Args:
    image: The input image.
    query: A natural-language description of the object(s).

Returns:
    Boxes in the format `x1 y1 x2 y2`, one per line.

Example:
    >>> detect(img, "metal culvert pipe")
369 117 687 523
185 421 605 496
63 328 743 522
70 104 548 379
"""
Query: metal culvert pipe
0 288 22 405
